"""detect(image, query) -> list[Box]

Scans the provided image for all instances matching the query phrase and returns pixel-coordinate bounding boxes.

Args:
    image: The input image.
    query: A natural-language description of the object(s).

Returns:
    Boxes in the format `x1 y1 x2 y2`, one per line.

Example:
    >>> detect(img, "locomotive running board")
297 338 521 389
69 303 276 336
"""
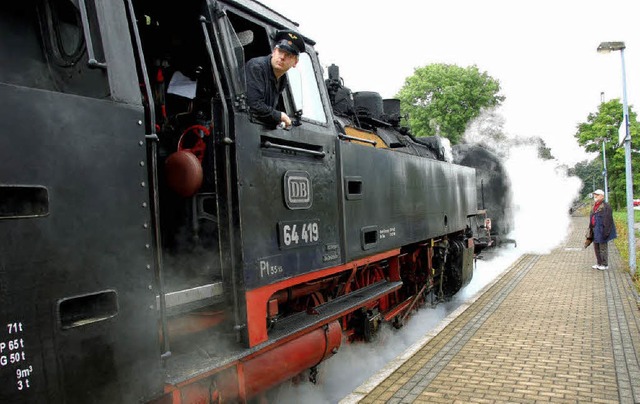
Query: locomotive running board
164 280 402 386
268 279 404 341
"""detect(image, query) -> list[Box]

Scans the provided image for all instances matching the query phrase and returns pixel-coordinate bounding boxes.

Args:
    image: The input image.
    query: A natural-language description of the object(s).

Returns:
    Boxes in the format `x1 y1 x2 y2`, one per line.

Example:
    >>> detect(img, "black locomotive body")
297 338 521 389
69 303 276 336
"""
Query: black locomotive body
0 0 478 402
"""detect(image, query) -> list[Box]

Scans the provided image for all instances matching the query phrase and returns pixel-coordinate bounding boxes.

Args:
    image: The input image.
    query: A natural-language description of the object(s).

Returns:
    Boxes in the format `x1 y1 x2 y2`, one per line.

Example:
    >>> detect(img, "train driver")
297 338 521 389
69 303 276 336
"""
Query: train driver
245 30 305 129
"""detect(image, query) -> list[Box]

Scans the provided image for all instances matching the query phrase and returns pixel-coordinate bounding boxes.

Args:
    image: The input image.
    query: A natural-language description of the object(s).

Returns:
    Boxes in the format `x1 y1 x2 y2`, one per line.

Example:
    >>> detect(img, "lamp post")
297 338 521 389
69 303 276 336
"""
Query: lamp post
602 139 609 203
597 41 636 273
600 92 609 202
600 91 609 202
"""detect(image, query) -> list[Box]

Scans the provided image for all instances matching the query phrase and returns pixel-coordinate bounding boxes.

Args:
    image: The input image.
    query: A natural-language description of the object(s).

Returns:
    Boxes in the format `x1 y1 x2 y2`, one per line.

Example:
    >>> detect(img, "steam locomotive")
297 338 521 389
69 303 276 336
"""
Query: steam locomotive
1 0 484 402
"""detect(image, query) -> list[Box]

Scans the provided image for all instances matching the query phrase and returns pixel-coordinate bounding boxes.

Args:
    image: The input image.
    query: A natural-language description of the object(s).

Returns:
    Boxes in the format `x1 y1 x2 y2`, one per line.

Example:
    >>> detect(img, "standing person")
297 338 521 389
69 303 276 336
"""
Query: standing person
588 189 617 270
245 30 305 128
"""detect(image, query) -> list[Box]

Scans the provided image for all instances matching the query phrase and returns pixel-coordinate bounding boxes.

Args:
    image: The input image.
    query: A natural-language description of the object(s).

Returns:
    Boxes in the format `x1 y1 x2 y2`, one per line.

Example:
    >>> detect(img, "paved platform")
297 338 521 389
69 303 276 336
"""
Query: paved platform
341 216 640 403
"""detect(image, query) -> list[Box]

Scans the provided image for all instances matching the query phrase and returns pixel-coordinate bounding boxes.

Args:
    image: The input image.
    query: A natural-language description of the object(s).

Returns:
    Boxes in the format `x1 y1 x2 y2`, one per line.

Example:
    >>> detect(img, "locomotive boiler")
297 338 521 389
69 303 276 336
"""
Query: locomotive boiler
0 0 482 402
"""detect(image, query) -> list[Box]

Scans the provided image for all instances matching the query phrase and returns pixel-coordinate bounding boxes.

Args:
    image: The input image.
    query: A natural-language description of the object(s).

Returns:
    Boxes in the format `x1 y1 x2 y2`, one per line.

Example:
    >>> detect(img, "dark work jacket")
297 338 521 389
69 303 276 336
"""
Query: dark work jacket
245 55 287 127
590 201 617 243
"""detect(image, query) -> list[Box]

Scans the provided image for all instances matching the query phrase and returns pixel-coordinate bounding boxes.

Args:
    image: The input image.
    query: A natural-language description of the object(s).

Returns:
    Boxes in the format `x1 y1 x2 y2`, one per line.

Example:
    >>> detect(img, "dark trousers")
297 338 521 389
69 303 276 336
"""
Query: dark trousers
593 242 609 266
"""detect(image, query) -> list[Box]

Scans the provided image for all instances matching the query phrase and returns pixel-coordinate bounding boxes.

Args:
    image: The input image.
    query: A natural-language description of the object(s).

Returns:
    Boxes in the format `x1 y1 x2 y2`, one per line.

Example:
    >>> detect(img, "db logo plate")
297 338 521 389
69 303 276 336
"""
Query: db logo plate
284 171 312 210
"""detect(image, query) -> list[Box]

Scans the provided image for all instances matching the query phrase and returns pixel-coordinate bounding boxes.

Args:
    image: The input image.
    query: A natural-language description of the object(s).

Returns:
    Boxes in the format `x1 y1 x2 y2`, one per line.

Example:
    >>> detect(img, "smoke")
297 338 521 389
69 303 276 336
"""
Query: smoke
464 108 509 156
271 110 582 403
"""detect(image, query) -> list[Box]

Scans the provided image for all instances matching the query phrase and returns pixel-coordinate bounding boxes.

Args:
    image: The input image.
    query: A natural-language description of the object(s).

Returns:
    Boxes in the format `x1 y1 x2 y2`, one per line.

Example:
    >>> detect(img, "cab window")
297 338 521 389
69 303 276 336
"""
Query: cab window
220 9 327 126
37 0 110 98
288 53 327 124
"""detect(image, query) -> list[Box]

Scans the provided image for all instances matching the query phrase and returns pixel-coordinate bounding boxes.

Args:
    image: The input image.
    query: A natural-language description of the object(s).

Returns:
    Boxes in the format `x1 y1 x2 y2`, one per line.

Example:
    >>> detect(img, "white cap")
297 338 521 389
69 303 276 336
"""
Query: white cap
593 189 605 195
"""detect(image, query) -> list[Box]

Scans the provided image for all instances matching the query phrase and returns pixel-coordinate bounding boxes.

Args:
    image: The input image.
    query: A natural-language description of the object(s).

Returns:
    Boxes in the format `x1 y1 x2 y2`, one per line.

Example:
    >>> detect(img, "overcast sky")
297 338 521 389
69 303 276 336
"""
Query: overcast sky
260 0 639 165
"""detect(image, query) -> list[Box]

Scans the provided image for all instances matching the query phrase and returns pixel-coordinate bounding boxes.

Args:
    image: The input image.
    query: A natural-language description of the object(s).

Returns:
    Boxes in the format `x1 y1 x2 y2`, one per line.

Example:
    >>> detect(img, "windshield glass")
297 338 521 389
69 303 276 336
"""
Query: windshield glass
217 12 246 95
288 53 326 124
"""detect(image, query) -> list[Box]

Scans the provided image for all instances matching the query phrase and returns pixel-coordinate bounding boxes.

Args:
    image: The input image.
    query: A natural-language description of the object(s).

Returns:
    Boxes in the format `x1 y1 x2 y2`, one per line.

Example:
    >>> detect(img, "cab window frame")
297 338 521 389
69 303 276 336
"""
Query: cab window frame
215 6 333 131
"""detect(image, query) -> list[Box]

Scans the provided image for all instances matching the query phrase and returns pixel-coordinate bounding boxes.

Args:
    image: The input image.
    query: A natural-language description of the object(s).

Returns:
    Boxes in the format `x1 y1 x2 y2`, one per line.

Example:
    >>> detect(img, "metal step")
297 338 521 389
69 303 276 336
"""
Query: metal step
156 282 224 316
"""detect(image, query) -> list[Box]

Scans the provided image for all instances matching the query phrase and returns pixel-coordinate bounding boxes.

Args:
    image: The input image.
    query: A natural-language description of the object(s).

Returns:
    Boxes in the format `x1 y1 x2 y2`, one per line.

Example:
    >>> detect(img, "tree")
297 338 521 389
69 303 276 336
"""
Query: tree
536 138 554 161
568 159 604 199
574 99 640 209
396 64 505 144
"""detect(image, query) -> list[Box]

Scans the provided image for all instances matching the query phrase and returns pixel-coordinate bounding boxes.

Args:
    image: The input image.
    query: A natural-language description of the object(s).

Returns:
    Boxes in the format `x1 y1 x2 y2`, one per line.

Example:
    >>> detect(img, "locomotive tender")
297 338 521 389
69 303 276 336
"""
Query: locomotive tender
0 0 479 402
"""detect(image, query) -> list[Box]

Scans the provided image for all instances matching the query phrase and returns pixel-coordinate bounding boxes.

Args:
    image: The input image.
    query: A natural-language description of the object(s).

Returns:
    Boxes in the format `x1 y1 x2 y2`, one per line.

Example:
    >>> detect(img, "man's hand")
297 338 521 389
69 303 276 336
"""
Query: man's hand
280 112 292 128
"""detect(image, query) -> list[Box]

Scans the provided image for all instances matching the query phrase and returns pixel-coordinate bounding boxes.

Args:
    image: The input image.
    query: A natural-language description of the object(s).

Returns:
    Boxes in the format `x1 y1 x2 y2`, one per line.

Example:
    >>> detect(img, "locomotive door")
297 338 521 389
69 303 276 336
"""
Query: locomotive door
234 51 342 289
210 6 343 345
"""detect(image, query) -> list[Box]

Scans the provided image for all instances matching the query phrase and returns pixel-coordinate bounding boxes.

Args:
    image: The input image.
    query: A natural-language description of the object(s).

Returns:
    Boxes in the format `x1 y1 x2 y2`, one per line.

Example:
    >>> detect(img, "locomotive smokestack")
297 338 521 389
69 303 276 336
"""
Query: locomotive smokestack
328 64 340 82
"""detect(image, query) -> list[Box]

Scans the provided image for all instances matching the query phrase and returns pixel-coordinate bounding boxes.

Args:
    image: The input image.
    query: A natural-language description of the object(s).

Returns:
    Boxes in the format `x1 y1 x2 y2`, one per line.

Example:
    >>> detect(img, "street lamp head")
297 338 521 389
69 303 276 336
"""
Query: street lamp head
597 41 626 53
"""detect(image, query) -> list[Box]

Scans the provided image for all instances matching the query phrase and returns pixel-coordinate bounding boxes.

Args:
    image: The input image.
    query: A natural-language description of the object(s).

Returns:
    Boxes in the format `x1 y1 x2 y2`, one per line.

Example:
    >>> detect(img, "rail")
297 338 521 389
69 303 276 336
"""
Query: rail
261 140 326 158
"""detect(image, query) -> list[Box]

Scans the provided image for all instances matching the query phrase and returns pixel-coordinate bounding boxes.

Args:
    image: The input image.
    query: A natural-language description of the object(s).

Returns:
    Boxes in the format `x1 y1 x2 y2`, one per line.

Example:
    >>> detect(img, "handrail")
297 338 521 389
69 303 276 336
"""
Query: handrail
261 141 326 158
78 0 107 69
124 0 170 359
201 12 245 342
338 133 377 147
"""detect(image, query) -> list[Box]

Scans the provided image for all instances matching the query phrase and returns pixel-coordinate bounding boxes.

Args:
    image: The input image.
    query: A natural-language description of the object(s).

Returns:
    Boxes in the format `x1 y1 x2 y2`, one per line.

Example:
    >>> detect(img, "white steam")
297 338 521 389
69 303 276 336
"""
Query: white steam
465 108 583 252
503 144 581 253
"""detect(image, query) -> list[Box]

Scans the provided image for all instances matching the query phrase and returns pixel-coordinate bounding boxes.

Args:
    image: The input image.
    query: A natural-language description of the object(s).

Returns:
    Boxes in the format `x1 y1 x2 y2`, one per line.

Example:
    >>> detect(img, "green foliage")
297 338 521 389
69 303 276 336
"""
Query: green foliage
574 99 640 210
537 138 554 160
396 64 504 144
612 210 640 283
568 159 604 199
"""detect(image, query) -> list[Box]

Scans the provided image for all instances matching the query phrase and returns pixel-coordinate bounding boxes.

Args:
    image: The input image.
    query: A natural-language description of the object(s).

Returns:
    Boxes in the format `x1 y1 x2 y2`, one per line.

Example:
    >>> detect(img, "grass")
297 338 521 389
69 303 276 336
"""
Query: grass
611 209 640 293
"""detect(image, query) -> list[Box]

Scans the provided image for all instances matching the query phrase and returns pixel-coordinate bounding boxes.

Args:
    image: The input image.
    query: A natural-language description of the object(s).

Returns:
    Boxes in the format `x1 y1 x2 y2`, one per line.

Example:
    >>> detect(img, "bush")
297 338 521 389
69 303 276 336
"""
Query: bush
612 210 640 293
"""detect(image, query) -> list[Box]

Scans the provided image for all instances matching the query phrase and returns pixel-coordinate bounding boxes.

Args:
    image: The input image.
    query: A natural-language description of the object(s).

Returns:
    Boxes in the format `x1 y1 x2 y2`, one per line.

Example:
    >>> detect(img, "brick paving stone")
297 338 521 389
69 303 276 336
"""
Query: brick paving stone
341 216 640 403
